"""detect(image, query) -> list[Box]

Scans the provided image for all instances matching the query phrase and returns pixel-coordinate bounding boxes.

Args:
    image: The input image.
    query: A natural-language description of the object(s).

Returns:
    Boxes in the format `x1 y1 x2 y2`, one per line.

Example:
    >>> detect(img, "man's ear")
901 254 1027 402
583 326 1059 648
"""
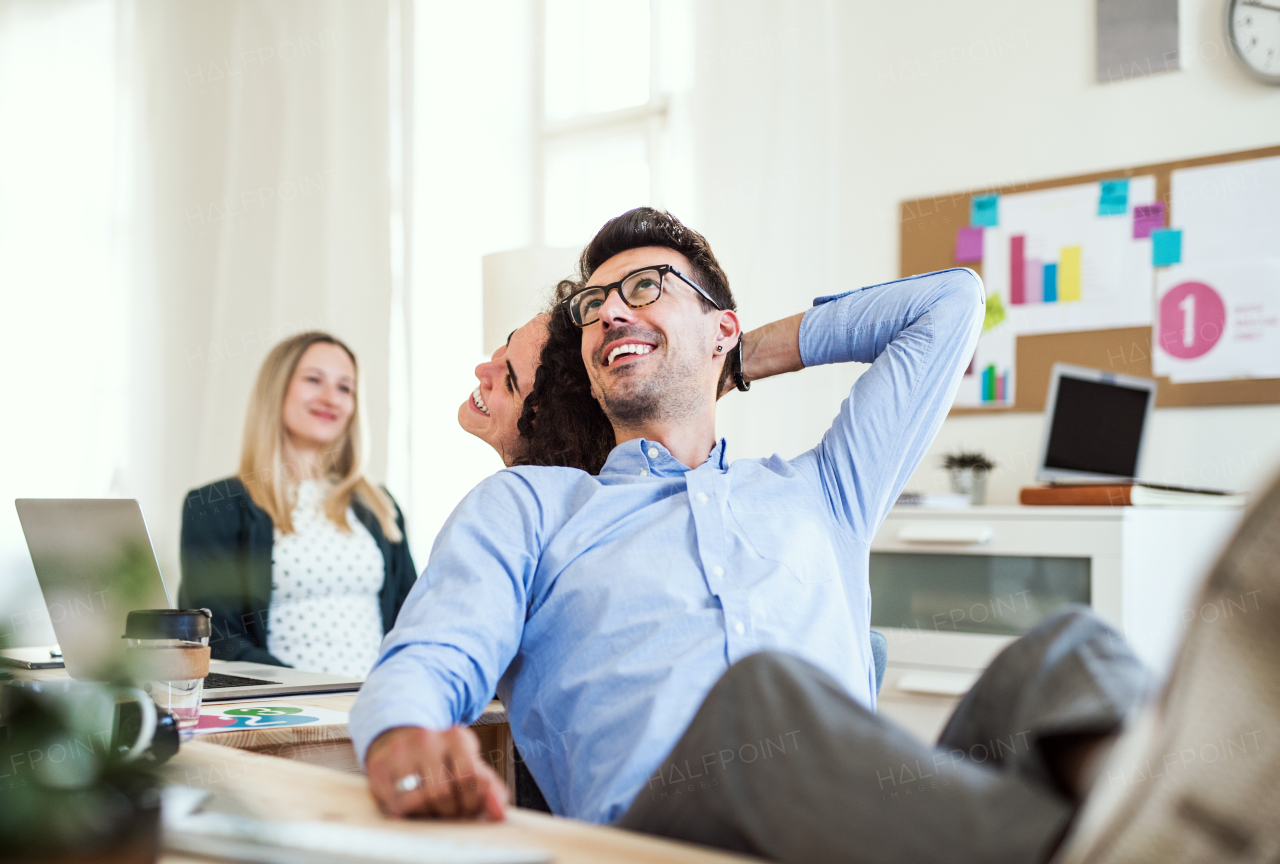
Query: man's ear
713 309 742 354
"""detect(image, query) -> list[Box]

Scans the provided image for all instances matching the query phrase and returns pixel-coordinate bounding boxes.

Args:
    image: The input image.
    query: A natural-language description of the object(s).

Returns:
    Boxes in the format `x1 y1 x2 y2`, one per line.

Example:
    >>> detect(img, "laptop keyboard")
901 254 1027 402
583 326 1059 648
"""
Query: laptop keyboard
204 672 282 689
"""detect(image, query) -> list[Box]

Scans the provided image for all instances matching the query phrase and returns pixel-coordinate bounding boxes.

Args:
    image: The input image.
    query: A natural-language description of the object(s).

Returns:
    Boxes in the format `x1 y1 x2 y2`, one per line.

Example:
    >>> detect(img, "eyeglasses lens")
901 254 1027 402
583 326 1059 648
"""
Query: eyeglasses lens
573 270 664 326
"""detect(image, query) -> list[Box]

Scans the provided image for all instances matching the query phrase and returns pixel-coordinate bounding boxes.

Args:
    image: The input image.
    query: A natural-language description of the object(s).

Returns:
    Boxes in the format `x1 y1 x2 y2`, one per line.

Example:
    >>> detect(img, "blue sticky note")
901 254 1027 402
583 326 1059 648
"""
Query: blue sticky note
1099 179 1129 216
971 195 999 227
1151 228 1182 266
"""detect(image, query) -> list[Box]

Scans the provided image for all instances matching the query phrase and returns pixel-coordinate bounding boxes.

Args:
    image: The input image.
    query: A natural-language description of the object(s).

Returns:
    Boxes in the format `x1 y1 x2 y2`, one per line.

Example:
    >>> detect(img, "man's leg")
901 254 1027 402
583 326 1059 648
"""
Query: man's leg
619 651 1074 864
936 605 1153 798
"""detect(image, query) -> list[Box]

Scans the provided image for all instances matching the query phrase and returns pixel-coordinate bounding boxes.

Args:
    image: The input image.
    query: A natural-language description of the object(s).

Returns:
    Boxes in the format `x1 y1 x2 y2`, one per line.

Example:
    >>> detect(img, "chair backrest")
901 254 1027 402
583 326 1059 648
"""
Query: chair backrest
870 629 888 695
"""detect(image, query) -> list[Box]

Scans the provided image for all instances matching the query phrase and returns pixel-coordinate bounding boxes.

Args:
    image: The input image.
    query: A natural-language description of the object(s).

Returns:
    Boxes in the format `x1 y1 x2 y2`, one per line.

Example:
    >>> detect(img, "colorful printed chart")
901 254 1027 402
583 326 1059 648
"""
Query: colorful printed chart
954 318 1015 408
982 176 1157 336
194 702 349 735
1009 238 1081 305
953 176 1158 408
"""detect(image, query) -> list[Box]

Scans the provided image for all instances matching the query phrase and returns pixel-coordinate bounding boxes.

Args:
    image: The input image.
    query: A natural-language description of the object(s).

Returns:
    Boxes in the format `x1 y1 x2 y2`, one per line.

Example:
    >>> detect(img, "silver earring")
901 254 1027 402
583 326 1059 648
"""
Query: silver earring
716 344 724 352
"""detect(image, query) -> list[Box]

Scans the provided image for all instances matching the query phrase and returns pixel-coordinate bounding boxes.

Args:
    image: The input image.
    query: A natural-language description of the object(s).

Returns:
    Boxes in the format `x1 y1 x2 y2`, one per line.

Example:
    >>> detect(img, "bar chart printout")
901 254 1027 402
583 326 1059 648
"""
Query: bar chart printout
1009 235 1082 305
980 365 1009 403
981 176 1156 337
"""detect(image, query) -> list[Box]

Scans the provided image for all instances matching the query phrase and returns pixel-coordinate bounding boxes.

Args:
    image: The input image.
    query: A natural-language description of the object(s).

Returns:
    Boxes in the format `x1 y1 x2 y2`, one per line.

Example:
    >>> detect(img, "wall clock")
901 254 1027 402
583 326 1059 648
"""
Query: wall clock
1227 0 1280 84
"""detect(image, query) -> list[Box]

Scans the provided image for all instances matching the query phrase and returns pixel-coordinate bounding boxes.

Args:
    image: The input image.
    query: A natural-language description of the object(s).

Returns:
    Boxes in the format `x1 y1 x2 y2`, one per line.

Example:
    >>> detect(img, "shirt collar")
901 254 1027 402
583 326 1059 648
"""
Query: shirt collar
600 437 729 478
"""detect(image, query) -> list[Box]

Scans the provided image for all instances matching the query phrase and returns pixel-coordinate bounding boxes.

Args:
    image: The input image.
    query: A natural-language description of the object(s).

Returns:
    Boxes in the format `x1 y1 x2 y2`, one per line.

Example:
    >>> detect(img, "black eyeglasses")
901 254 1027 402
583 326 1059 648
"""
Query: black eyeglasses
564 264 723 328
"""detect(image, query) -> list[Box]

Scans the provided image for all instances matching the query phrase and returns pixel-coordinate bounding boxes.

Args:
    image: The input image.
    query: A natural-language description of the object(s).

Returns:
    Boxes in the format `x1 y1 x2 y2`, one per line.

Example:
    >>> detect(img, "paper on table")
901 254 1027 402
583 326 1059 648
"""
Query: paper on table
981 176 1156 335
1153 260 1280 383
165 810 551 864
194 702 349 735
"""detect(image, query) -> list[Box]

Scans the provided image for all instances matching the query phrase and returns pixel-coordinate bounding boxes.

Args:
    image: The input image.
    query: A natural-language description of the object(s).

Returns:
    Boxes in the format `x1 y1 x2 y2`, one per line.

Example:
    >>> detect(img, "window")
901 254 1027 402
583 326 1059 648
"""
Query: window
0 0 125 647
537 0 692 248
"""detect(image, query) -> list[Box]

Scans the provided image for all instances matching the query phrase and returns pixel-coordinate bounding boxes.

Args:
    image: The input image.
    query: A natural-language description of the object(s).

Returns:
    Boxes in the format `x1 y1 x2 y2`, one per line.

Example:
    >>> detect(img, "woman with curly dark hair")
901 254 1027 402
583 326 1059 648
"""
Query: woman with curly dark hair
463 208 757 475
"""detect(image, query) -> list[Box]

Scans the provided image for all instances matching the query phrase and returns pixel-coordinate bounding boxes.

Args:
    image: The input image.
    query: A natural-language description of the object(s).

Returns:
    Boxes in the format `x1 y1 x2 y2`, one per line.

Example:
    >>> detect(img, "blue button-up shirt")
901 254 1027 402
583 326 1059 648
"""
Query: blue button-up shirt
350 268 983 824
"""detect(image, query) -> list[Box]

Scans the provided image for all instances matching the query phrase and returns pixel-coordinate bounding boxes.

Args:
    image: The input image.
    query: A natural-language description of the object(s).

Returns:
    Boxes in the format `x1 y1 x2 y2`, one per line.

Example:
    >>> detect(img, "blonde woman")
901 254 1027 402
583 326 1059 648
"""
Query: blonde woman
179 332 416 677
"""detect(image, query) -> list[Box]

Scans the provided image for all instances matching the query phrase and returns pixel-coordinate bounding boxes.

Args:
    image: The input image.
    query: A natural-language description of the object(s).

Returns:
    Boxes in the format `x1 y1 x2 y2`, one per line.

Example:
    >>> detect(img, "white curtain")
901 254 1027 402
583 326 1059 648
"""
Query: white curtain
0 0 125 647
1 0 410 646
122 0 410 593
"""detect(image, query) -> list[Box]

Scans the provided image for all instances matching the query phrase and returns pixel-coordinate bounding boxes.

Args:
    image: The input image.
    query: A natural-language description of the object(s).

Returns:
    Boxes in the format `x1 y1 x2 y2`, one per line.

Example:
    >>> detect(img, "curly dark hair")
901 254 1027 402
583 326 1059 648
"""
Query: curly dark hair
513 208 736 475
512 280 615 473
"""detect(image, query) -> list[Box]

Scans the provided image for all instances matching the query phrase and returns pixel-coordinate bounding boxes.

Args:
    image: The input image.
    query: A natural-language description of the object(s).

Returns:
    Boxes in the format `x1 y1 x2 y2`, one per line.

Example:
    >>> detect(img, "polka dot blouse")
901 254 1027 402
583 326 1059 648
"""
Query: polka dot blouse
267 479 385 678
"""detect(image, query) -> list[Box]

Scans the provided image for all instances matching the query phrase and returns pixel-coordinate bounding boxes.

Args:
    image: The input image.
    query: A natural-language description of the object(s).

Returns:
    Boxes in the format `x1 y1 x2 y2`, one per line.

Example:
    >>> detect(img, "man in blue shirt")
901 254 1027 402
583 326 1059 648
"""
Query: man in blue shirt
350 209 1175 862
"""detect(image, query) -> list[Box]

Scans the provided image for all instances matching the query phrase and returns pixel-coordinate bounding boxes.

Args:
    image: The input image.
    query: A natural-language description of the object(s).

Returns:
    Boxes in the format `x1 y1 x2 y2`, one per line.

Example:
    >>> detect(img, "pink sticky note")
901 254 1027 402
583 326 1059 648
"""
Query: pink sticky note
955 226 984 262
1133 202 1166 239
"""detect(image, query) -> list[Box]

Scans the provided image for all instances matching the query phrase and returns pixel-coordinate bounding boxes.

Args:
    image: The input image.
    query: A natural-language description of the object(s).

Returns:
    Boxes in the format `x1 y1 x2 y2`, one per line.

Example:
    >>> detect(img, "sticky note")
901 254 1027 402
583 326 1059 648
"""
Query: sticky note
1152 229 1182 266
1132 202 1166 239
1058 246 1082 301
1099 179 1129 215
971 195 999 227
955 226 984 262
982 291 1006 332
1043 262 1058 302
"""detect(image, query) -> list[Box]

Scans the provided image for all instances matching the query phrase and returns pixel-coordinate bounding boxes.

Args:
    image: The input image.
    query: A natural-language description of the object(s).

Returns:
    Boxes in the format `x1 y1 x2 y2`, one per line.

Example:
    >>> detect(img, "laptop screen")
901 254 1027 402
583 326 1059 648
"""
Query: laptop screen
1043 376 1151 479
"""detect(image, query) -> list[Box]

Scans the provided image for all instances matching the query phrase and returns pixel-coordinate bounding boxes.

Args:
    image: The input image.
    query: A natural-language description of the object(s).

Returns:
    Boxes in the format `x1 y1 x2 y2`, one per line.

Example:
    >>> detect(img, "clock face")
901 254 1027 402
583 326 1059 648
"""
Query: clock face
1229 0 1280 83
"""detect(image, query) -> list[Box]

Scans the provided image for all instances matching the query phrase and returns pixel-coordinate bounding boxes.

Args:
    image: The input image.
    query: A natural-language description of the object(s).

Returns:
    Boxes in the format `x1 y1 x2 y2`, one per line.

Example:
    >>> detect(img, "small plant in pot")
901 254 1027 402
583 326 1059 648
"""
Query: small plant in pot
942 451 996 505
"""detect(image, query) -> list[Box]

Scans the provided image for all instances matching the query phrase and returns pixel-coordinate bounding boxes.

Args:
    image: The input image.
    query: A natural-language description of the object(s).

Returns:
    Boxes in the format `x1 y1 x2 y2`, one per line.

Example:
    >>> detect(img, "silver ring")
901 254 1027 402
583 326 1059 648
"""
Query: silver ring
395 773 423 793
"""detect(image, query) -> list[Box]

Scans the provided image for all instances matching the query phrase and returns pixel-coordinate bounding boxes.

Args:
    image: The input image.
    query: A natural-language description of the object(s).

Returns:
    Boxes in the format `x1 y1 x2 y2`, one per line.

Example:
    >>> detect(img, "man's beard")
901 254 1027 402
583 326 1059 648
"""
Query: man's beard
594 327 703 429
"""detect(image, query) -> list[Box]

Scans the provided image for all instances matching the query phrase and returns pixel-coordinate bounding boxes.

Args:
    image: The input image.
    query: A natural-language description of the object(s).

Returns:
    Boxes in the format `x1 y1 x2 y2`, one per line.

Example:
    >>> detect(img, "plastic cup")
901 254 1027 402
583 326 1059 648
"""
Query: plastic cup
123 609 211 740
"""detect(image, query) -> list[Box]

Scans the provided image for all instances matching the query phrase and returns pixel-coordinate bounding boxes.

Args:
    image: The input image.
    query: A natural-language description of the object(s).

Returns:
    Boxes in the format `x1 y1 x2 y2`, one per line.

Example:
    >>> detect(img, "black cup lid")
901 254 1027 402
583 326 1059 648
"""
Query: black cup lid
123 609 211 641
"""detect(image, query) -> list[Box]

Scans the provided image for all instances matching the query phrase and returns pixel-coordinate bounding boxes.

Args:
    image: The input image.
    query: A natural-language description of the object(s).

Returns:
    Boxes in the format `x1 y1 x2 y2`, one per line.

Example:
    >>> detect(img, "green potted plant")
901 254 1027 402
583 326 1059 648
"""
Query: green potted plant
942 451 996 505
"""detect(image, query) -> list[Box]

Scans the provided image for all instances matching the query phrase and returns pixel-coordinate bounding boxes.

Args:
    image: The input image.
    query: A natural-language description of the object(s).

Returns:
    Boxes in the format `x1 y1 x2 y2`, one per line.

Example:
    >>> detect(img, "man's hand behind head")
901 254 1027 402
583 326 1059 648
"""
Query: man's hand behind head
365 725 507 821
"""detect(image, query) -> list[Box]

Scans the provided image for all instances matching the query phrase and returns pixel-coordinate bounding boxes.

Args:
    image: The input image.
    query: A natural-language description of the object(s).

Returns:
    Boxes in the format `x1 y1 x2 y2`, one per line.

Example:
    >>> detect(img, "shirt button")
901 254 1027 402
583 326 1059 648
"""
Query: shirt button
712 565 724 577
639 468 649 477
648 447 659 459
734 621 746 635
696 492 709 504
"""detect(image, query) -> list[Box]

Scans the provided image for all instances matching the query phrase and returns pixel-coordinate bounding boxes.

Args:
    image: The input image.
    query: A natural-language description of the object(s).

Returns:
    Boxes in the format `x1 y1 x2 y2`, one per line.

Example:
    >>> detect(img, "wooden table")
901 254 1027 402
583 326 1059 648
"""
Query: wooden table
160 740 757 864
199 694 517 797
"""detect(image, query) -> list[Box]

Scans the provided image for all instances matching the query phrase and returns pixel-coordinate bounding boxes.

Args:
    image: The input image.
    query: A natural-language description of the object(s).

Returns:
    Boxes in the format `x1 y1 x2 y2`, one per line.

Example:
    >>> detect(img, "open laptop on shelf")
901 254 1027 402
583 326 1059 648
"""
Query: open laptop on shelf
1032 364 1241 504
13 498 362 701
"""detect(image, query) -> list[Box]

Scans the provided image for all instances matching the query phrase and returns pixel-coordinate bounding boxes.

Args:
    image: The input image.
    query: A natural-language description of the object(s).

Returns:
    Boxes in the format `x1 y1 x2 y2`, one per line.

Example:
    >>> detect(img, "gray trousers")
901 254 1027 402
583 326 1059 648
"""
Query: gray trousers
619 606 1152 864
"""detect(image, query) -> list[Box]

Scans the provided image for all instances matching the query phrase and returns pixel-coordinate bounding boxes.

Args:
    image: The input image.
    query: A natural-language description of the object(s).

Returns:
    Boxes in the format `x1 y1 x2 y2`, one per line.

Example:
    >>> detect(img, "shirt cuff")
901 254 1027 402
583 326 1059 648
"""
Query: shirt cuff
798 268 982 368
347 650 462 768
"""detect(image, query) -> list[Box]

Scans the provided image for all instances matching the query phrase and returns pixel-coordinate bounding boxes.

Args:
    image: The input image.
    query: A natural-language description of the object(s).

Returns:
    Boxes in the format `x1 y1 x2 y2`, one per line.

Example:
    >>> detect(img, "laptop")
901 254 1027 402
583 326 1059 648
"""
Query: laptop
13 498 362 701
1034 364 1234 497
1035 363 1158 484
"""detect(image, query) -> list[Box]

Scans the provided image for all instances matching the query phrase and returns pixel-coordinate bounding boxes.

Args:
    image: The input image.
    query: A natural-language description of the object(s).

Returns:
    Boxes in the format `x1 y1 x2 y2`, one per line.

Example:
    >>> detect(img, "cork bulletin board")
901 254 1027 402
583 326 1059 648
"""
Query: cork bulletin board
899 144 1280 415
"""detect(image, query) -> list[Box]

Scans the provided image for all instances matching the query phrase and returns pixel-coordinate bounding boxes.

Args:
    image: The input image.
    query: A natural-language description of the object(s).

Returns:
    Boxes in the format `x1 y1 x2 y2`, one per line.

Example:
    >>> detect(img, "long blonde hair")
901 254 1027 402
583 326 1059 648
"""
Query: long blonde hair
239 332 403 542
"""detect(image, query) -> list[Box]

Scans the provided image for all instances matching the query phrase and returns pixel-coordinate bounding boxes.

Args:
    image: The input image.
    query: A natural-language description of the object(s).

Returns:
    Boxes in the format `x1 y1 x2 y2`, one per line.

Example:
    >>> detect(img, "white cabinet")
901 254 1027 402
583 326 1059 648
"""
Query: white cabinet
870 505 1242 742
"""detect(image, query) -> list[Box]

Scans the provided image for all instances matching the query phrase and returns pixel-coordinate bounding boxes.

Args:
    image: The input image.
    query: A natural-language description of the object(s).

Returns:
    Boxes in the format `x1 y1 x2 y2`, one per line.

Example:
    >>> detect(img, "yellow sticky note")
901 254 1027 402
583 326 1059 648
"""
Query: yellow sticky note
1059 246 1082 302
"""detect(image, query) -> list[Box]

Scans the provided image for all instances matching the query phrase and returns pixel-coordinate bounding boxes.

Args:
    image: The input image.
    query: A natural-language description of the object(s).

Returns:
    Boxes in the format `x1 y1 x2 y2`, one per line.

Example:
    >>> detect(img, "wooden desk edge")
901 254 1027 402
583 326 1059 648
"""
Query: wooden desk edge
162 740 760 864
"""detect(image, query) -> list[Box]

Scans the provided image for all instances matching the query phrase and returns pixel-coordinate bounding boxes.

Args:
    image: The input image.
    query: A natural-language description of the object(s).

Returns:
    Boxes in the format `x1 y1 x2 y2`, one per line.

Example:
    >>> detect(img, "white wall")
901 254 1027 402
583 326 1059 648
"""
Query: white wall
406 0 533 558
703 0 1280 501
